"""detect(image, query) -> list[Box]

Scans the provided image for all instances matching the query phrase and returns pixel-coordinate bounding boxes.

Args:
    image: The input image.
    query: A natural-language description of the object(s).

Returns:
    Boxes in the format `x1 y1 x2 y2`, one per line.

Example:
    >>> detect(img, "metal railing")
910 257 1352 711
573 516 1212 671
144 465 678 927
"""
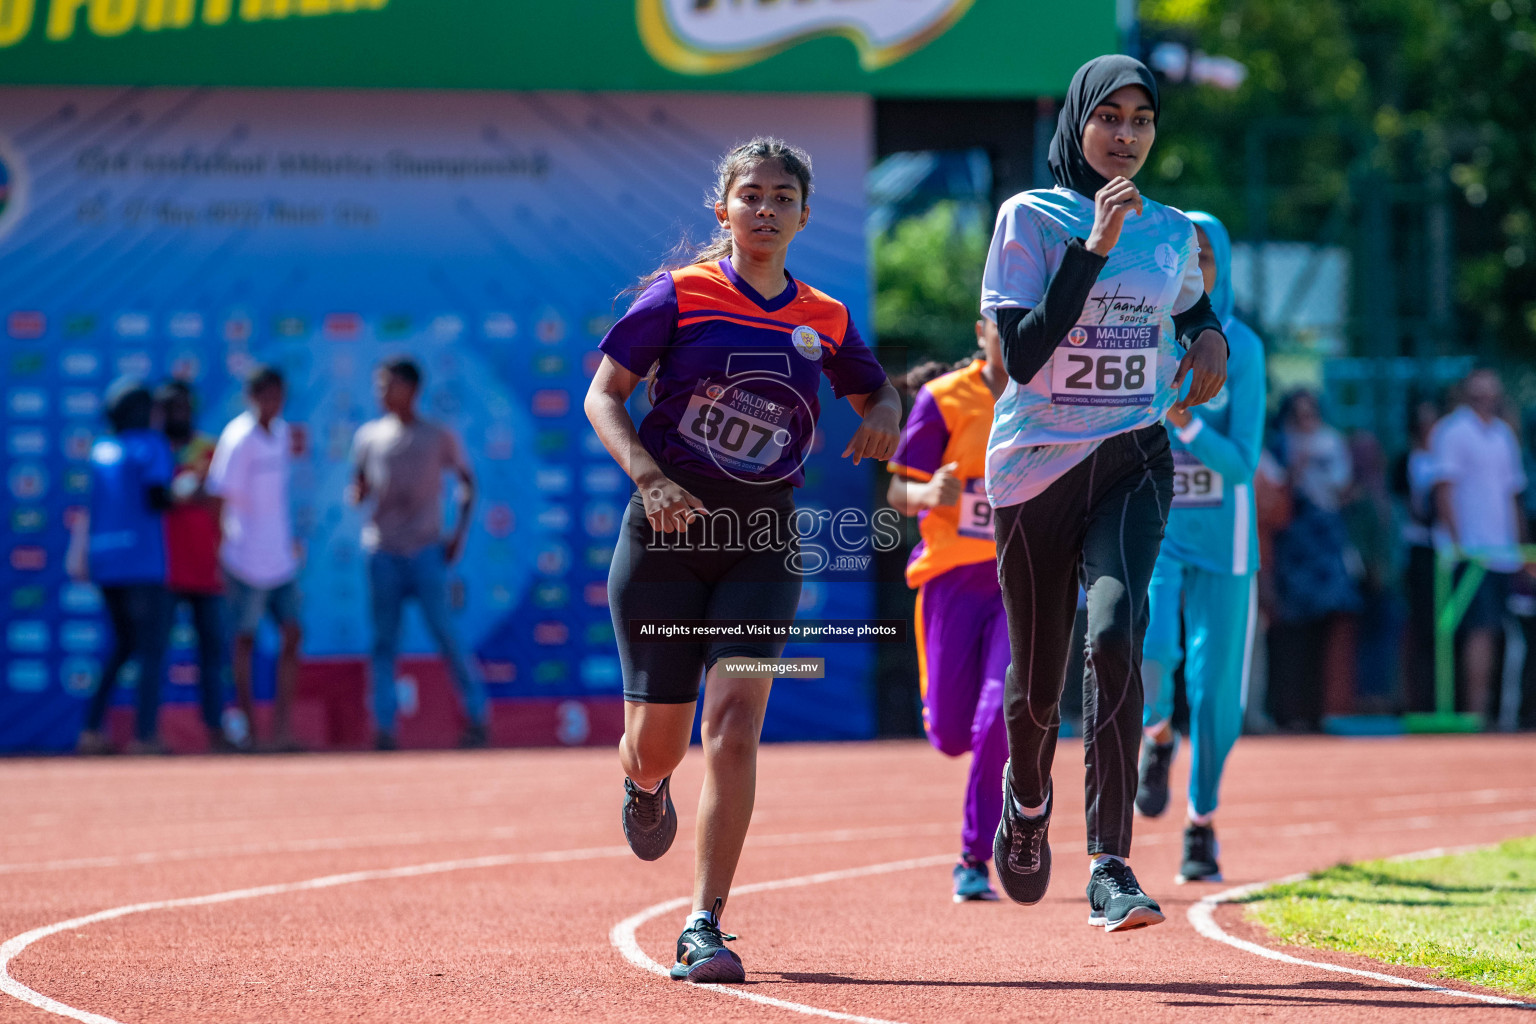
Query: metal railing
1402 545 1536 733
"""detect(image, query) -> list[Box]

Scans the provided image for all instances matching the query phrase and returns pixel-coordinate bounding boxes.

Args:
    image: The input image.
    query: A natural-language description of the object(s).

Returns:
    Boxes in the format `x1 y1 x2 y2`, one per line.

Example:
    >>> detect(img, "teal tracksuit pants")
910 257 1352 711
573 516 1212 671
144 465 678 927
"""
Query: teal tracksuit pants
1141 552 1257 818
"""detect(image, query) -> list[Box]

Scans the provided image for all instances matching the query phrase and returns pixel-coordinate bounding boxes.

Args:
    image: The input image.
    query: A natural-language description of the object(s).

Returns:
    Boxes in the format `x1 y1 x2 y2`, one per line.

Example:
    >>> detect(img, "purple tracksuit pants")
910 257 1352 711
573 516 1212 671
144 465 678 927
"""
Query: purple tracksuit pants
915 559 1010 863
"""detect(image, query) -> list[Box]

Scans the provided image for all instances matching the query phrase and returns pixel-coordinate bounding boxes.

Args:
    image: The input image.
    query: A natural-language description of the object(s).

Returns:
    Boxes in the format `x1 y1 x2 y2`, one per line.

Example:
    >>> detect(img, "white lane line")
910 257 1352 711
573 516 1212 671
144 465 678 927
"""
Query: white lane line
0 822 955 877
1189 861 1535 1010
610 855 953 1024
0 845 638 1024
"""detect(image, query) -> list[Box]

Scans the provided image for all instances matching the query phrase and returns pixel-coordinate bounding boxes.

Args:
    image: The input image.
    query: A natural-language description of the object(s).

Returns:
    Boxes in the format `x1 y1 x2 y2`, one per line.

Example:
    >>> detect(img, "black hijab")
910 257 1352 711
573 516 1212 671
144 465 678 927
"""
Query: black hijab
1047 55 1160 198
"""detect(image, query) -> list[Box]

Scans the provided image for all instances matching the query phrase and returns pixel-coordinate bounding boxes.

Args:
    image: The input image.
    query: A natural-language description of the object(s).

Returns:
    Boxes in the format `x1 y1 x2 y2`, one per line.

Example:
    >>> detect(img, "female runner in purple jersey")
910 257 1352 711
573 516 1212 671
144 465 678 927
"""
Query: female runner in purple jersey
584 138 901 984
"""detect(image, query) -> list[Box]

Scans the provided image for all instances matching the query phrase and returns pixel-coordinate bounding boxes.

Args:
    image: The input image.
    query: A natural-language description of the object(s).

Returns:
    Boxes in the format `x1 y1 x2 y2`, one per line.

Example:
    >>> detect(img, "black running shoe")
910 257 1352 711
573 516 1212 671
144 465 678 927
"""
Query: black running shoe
669 899 744 983
621 775 676 862
1177 822 1222 883
1086 859 1166 932
992 762 1052 906
1134 736 1177 818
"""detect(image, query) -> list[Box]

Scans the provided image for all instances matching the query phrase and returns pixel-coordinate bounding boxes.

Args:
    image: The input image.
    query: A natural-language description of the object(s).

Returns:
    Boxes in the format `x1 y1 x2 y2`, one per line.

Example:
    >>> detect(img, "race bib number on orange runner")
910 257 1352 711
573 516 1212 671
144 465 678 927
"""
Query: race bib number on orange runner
1050 324 1158 407
957 478 994 540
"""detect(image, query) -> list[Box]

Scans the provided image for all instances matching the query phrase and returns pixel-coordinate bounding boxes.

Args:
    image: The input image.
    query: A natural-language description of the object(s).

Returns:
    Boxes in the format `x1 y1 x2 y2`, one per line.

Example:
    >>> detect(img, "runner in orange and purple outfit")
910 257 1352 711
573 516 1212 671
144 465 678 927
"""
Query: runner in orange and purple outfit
888 320 1010 902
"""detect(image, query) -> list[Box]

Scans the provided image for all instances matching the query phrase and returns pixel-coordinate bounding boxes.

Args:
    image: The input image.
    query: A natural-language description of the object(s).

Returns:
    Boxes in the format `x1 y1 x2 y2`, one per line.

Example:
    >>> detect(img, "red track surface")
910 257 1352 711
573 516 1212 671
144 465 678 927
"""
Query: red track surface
2 735 1535 1023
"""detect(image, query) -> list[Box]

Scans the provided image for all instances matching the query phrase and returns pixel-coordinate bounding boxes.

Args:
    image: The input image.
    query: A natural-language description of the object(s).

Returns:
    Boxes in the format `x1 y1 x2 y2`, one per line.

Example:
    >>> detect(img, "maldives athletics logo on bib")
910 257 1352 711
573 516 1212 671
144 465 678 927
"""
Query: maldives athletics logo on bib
1066 327 1089 347
639 0 975 75
791 325 822 360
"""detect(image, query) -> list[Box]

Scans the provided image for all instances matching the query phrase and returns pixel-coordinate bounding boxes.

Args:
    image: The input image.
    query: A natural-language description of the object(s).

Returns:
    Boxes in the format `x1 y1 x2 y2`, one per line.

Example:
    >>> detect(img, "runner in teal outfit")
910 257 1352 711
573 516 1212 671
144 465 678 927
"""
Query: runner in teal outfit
1134 211 1267 884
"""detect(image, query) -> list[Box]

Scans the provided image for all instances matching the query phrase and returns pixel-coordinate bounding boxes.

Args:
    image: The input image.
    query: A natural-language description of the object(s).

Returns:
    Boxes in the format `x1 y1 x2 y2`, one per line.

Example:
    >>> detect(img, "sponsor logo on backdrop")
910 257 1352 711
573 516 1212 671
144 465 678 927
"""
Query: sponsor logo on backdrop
64 390 100 417
64 314 96 338
483 313 516 340
7 660 46 693
9 351 43 376
9 546 46 571
0 133 28 244
10 507 44 533
8 389 45 416
7 311 43 339
532 389 569 417
61 351 101 378
7 428 46 456
537 506 571 531
117 351 153 378
168 311 205 339
10 586 44 610
223 314 253 343
7 621 48 653
61 621 103 653
61 657 99 697
535 467 571 495
536 543 570 575
324 312 362 340
8 463 46 501
170 352 202 381
582 466 625 493
114 312 151 338
639 0 973 74
534 621 569 646
0 0 389 48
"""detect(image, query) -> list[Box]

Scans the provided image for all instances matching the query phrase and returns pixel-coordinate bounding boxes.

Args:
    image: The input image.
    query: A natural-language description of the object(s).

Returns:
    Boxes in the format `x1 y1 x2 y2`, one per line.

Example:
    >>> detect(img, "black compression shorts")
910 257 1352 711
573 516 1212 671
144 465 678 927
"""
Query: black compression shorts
608 464 803 704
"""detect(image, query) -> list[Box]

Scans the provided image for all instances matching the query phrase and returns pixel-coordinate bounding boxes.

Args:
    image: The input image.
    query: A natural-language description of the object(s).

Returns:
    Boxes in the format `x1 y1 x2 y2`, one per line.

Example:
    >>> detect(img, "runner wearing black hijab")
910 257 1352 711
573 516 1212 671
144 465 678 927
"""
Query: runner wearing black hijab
981 54 1228 931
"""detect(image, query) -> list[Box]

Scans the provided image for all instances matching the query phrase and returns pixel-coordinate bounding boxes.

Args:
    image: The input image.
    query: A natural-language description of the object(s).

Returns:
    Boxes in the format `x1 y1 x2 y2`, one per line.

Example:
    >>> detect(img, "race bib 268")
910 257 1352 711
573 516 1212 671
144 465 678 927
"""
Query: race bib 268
1050 324 1158 407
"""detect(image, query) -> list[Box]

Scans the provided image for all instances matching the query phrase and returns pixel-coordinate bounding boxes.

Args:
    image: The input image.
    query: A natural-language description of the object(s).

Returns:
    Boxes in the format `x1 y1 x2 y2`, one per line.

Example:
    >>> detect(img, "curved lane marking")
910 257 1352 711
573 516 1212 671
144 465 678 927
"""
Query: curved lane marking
611 854 953 1024
1189 858 1535 1010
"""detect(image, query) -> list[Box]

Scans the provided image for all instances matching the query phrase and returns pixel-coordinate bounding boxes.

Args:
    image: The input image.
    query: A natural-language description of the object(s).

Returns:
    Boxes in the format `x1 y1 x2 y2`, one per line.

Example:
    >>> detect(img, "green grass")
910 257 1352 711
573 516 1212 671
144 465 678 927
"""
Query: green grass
1242 837 1536 997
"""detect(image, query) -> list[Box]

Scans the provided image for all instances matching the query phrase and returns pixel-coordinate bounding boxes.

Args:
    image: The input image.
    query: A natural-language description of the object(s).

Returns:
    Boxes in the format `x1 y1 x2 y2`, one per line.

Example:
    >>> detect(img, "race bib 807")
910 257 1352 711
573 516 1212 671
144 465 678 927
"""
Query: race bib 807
678 379 794 473
1050 324 1158 407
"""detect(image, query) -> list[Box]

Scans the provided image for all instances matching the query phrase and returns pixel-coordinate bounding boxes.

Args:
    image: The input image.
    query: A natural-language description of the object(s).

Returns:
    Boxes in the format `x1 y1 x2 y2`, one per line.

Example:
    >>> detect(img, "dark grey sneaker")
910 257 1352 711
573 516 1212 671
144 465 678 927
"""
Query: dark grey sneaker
992 762 1052 906
622 775 677 862
1134 735 1177 818
1177 822 1222 883
669 899 743 983
1086 859 1166 932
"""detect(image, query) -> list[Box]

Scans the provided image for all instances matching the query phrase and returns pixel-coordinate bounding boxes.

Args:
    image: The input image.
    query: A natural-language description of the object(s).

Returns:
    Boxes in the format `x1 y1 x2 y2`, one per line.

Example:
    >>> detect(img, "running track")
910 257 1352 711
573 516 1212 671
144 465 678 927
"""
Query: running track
2 736 1534 1023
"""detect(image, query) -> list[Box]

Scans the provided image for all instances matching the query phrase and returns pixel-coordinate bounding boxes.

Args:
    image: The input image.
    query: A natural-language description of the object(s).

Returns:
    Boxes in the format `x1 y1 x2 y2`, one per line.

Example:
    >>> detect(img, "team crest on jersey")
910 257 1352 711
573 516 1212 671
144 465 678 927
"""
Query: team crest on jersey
791 325 822 360
1155 243 1180 275
1066 327 1089 347
1206 385 1229 412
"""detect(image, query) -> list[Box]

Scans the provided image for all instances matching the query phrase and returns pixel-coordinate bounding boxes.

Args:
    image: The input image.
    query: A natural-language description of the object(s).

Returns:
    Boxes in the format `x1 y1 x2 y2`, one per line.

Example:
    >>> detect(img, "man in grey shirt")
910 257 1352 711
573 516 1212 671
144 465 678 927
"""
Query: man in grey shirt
350 357 488 749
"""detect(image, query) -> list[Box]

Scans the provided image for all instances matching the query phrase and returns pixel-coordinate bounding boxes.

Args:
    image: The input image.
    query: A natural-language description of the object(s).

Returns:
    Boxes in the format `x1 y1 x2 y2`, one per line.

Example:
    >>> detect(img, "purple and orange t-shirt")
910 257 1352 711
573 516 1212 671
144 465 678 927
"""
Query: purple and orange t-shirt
889 360 999 588
598 260 887 489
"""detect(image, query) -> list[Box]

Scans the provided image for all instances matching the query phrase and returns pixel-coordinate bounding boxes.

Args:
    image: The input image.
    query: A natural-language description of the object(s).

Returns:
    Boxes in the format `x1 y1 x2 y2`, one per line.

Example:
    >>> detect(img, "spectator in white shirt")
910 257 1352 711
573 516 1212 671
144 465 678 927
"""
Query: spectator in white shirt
207 366 304 752
1430 368 1528 722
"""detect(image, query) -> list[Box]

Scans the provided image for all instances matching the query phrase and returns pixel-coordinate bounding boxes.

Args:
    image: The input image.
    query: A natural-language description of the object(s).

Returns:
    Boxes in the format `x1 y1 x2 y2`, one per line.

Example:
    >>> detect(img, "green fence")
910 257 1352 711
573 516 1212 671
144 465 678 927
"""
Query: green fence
1402 545 1536 733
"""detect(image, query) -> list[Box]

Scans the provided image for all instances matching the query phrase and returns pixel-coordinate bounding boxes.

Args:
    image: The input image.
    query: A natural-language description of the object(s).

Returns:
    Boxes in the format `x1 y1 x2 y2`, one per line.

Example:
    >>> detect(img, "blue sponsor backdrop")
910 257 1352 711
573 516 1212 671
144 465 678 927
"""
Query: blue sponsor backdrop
0 88 881 751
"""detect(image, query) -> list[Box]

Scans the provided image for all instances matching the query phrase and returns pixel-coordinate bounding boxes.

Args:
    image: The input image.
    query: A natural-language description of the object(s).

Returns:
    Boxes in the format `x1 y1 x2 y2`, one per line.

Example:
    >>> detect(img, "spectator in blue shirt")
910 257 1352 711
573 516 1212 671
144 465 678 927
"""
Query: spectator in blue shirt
71 378 175 755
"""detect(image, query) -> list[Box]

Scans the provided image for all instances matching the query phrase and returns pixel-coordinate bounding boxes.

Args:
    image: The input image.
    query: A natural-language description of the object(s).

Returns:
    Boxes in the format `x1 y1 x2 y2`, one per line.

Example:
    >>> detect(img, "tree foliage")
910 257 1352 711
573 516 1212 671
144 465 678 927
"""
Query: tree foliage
873 201 989 367
1142 0 1536 356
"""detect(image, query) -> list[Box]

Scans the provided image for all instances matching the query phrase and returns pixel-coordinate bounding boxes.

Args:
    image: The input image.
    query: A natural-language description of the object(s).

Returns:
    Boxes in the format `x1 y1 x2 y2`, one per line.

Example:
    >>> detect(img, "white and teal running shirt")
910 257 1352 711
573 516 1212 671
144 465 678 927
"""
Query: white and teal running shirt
980 187 1205 508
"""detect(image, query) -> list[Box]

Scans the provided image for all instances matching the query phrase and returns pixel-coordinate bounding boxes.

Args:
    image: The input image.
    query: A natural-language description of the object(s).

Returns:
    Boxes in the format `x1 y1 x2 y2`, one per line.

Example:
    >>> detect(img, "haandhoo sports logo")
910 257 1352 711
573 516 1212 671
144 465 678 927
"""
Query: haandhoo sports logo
638 0 975 75
0 131 28 245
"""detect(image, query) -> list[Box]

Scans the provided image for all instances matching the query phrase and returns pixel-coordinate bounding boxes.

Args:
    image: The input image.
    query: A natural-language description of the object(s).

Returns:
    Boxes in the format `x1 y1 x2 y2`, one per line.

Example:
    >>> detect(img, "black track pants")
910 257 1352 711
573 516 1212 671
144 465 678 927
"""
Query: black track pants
993 424 1173 857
